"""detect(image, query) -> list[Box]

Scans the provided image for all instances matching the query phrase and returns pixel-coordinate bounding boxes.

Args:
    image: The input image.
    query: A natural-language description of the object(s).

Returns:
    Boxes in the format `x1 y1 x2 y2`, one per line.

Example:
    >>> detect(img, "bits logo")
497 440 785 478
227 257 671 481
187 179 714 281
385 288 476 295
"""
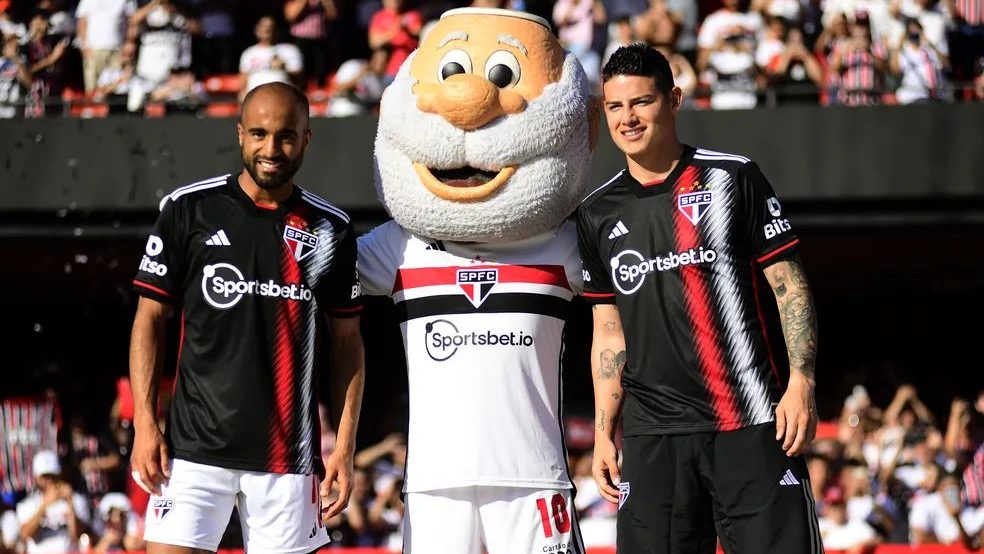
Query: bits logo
423 319 535 362
767 196 782 217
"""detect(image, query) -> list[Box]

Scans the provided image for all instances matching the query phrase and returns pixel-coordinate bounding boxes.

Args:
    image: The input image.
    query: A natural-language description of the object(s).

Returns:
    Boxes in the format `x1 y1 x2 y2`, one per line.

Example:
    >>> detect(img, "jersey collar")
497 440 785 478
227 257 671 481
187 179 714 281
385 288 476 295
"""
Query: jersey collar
226 174 301 218
620 145 696 198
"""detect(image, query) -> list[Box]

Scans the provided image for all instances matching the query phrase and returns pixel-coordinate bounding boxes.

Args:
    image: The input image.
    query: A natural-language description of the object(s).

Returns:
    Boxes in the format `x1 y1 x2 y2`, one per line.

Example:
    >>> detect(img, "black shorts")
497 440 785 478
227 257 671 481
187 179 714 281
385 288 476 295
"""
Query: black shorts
617 422 823 554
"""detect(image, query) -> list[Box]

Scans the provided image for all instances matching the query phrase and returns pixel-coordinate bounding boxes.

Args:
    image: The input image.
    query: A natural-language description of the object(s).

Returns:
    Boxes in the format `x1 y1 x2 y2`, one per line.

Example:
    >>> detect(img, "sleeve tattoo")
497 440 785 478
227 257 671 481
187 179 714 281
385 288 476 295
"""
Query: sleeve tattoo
772 261 818 379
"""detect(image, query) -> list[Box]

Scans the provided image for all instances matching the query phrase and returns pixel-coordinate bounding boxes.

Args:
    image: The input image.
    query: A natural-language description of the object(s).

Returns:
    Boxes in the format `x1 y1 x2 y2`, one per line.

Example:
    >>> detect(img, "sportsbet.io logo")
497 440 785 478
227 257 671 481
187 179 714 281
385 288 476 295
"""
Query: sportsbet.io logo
201 263 313 309
610 248 717 295
424 319 535 362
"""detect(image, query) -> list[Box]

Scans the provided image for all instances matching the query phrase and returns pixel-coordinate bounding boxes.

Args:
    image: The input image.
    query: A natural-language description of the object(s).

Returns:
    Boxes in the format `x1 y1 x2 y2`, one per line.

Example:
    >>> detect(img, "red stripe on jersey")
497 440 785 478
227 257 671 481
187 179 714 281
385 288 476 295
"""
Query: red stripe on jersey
582 291 616 298
673 166 741 429
393 264 571 293
269 247 304 473
751 264 782 388
175 311 185 378
328 305 363 313
757 238 800 264
132 280 175 299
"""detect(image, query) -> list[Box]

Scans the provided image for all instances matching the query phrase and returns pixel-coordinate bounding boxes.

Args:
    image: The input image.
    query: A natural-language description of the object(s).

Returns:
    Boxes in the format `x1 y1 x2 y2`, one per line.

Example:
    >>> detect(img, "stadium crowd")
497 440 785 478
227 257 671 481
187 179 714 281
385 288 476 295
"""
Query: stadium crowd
0 0 981 119
1 379 983 552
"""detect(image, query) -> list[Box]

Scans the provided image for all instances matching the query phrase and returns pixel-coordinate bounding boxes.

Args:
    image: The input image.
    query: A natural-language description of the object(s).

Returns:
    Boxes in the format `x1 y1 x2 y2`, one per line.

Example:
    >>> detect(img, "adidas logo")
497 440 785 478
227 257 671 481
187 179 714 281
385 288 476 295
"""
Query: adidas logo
608 220 629 239
205 230 231 246
779 469 800 486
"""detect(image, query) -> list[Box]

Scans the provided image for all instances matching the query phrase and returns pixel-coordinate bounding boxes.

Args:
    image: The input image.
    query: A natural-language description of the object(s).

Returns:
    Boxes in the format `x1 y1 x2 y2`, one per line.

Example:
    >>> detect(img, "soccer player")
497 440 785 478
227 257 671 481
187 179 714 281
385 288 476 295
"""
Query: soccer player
577 43 822 553
129 82 365 554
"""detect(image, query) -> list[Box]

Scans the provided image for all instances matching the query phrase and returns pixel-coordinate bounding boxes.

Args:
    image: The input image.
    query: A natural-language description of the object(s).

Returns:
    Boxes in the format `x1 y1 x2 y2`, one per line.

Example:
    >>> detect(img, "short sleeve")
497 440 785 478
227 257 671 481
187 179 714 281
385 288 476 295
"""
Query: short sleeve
238 48 251 73
356 220 406 297
575 206 616 304
739 161 799 266
316 222 362 318
133 199 185 304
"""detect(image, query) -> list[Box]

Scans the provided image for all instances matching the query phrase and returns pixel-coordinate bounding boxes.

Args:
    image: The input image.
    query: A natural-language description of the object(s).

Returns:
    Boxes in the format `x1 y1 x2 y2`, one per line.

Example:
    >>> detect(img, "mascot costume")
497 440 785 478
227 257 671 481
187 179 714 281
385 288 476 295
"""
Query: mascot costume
357 8 596 553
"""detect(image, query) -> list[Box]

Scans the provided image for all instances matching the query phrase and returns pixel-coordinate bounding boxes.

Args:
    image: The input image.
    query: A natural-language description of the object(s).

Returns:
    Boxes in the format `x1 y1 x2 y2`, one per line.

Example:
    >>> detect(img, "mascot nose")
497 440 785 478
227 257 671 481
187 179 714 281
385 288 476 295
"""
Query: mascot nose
429 74 505 130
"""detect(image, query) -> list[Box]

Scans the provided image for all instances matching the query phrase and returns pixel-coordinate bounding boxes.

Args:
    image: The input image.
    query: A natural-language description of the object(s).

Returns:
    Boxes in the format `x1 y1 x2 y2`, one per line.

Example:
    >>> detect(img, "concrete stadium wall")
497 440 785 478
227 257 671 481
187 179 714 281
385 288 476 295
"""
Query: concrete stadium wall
1 103 982 212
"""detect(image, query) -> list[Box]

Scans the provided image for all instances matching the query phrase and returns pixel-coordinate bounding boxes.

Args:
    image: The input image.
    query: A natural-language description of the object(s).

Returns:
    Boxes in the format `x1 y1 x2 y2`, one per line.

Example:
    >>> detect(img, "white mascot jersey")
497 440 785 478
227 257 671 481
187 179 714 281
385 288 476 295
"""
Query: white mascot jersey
359 220 583 492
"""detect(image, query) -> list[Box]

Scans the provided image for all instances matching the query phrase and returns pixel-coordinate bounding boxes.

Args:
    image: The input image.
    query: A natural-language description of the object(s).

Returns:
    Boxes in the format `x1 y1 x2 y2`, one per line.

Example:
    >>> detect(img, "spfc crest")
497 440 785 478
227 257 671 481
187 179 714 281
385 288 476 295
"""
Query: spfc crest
678 191 713 225
456 268 498 308
152 498 174 520
618 482 630 509
283 225 319 261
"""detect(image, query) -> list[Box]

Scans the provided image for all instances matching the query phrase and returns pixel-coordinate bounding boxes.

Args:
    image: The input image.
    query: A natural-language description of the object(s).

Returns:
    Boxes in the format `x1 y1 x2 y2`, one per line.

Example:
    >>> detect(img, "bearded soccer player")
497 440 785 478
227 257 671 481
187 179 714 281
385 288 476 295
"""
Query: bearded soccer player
577 43 823 553
129 82 365 554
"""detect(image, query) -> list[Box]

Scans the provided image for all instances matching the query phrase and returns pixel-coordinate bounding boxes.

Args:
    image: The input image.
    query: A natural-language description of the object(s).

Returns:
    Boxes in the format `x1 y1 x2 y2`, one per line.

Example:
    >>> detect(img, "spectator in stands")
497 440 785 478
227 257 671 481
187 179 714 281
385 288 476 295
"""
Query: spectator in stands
603 17 635 67
656 44 698 103
74 0 134 95
818 487 883 551
130 0 194 89
15 450 91 554
824 0 896 44
0 33 29 118
757 16 823 103
238 15 304 100
285 0 338 88
704 30 761 108
946 391 984 460
91 492 143 553
751 0 803 26
93 39 137 114
665 0 698 63
368 0 421 79
327 47 389 116
0 2 26 43
149 65 205 114
944 0 984 84
633 0 679 49
696 0 763 71
815 11 851 103
553 0 606 87
184 0 237 76
829 11 888 105
24 11 72 117
892 17 948 102
66 416 122 505
910 471 984 548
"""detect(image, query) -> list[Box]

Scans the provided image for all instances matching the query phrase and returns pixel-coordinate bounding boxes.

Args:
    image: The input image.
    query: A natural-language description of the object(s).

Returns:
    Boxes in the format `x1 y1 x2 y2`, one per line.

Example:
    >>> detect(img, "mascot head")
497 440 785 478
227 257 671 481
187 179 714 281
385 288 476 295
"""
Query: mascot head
374 7 597 242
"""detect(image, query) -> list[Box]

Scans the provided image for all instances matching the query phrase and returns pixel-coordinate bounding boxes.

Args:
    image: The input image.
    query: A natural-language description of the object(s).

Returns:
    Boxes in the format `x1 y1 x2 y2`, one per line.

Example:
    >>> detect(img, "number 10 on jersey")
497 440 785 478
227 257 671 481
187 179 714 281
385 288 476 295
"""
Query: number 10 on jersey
536 493 571 537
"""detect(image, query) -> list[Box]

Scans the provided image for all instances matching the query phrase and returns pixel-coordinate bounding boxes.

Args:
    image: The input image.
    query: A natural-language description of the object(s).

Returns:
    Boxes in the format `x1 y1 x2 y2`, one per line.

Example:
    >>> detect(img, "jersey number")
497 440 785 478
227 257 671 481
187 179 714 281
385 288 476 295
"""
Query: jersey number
536 493 571 538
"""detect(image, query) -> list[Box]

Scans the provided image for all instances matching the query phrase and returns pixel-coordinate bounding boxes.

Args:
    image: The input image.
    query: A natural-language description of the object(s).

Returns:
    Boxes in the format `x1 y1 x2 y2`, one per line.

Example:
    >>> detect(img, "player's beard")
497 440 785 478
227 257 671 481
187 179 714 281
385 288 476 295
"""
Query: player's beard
242 151 304 190
374 53 593 242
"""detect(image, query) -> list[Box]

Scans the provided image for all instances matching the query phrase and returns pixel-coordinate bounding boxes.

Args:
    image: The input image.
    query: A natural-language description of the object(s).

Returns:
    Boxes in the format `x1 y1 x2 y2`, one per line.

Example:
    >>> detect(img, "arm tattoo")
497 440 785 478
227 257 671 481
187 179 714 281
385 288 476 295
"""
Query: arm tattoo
598 349 625 380
598 408 606 431
604 320 616 332
774 262 818 379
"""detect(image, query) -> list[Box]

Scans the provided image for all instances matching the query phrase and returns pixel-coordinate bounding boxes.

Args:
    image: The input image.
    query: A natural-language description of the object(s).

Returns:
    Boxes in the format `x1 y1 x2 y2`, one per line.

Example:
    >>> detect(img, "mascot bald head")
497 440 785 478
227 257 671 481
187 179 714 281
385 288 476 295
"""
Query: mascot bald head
374 7 596 243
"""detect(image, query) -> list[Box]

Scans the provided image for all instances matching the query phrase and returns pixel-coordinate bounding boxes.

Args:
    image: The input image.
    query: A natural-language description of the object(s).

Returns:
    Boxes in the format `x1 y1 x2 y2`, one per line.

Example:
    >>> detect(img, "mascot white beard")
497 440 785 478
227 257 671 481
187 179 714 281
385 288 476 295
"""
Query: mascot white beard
374 52 592 243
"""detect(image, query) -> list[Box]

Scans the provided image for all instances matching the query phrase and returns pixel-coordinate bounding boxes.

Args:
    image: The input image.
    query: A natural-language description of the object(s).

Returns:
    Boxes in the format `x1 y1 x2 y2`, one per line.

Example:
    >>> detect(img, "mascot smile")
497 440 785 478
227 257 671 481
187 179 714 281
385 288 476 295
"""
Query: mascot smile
358 8 597 553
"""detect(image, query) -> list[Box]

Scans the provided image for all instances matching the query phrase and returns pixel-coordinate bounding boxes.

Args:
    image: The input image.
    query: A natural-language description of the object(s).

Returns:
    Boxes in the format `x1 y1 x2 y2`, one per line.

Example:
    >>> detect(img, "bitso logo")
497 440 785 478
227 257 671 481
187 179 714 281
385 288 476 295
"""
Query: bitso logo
610 248 717 294
457 268 498 308
283 225 319 262
139 235 168 276
678 191 714 225
424 319 535 362
201 263 313 309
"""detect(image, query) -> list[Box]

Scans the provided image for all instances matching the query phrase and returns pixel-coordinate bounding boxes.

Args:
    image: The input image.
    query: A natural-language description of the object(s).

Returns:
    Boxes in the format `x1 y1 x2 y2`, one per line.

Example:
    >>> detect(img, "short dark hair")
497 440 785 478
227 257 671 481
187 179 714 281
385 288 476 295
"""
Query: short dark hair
602 42 674 97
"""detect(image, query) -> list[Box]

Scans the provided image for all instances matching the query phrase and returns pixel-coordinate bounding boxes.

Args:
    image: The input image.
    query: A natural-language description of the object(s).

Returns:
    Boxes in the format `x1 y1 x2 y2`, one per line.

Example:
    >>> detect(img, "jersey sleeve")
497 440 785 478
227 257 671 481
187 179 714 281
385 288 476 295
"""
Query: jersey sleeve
317 221 363 318
575 205 616 304
739 161 800 266
356 220 405 297
132 199 185 304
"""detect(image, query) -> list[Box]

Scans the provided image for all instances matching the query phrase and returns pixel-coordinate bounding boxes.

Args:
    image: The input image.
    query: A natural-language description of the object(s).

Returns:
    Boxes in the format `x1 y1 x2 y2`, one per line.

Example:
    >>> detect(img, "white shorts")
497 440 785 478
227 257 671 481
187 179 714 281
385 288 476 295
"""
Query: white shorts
404 486 585 554
142 458 328 553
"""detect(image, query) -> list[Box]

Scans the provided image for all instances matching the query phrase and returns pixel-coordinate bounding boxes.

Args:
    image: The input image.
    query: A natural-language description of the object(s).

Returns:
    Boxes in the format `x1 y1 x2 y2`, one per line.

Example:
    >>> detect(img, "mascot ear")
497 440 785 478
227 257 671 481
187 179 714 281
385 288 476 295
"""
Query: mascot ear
588 95 601 152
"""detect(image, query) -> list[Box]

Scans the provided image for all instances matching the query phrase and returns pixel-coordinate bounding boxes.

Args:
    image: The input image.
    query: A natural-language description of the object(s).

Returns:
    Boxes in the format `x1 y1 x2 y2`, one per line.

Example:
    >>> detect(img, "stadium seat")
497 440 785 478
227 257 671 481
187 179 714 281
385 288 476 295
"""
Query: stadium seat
205 102 240 118
144 102 166 118
205 74 242 96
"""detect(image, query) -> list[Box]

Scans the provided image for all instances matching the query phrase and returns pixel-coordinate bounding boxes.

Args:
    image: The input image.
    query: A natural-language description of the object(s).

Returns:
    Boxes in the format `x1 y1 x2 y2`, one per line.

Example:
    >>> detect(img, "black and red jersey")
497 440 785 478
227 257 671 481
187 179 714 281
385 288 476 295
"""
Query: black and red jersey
576 146 799 436
133 174 361 476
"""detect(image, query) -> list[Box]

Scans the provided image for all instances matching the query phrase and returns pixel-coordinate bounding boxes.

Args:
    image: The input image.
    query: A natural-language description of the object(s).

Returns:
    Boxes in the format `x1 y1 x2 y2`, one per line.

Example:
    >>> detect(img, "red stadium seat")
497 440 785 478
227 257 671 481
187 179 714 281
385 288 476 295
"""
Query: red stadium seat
206 102 241 118
69 102 109 118
144 102 166 118
205 74 242 96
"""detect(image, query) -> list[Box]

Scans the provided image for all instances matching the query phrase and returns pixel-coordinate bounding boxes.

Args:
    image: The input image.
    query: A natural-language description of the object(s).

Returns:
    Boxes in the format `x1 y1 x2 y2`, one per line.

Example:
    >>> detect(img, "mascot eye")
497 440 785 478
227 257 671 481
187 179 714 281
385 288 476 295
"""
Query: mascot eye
484 50 521 88
437 49 473 82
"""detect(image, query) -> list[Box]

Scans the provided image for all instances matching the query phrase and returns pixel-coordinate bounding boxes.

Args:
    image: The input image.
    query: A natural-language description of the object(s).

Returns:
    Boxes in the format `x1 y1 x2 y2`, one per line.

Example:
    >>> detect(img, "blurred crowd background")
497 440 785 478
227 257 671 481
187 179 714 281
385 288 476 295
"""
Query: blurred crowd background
0 0 981 120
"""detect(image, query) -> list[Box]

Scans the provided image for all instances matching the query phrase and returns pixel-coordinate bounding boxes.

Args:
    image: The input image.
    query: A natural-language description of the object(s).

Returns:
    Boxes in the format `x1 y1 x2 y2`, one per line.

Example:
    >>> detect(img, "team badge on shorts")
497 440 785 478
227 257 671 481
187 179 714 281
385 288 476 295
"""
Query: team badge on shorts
618 482 630 509
678 191 714 225
456 268 498 308
152 498 174 520
284 225 319 261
